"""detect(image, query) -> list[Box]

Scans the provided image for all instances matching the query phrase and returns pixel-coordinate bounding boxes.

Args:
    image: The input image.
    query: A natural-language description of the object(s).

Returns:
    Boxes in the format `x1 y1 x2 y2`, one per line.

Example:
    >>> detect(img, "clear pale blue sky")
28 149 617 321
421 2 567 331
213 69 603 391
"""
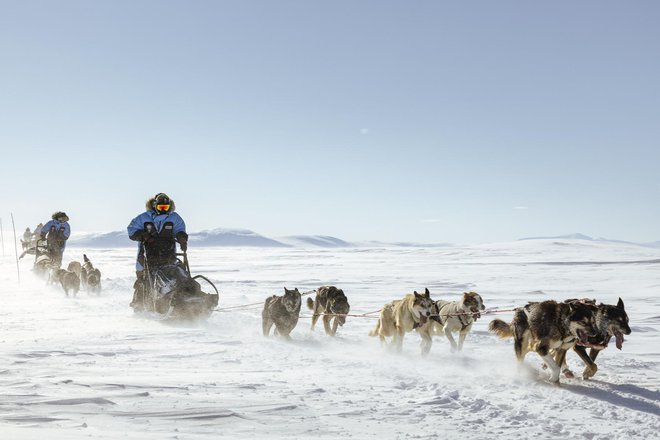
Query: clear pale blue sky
1 1 658 243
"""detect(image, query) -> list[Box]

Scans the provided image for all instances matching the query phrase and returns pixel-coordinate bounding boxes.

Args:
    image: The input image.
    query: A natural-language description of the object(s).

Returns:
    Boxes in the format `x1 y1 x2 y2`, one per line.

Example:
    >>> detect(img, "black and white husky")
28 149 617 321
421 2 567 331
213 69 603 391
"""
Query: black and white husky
552 298 631 379
489 300 598 384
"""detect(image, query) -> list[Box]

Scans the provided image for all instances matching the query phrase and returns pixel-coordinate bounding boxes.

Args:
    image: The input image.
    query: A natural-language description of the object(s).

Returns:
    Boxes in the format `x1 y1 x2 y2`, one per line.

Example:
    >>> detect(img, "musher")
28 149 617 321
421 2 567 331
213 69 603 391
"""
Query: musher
127 193 188 310
40 212 70 268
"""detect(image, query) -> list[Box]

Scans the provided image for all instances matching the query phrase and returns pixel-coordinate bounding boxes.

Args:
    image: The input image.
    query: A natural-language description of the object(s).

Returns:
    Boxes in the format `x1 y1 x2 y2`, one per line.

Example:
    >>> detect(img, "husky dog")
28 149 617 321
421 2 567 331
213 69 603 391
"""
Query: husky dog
419 291 485 352
369 288 435 355
262 287 302 339
553 298 631 379
54 269 80 296
67 261 82 278
489 300 597 383
48 266 63 285
307 286 350 336
34 254 52 278
81 254 102 293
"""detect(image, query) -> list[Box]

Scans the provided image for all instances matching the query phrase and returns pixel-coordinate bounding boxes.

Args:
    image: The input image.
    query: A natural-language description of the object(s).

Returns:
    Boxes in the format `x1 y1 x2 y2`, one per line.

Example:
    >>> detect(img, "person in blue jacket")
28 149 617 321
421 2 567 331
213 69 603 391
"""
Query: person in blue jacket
127 193 188 309
40 211 71 268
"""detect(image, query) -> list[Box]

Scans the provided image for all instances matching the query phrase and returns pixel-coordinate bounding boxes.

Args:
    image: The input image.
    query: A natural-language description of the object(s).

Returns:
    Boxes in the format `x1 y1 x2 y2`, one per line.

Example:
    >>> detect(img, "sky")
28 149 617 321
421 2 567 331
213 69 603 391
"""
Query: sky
1 0 659 243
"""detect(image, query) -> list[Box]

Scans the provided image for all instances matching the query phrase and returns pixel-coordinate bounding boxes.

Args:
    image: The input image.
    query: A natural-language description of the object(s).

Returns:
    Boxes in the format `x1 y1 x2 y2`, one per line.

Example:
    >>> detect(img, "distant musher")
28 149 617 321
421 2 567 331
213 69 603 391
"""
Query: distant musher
33 222 44 239
40 212 71 268
21 227 32 250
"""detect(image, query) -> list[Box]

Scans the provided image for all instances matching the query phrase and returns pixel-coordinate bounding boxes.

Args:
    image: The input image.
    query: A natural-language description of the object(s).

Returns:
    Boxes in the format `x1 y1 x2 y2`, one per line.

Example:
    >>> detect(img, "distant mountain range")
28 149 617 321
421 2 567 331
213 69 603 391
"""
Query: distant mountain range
519 233 660 249
66 229 659 249
67 228 360 248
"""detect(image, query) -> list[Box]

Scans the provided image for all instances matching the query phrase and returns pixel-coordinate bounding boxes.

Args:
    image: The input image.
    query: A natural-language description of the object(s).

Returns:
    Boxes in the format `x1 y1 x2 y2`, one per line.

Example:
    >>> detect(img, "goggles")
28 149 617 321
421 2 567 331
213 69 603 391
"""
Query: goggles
155 204 170 212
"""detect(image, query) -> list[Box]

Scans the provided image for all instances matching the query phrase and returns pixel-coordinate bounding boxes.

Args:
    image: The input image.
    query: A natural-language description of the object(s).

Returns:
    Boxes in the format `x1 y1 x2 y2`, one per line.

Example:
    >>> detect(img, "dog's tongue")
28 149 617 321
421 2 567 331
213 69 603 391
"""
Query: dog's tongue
615 331 624 350
578 330 589 345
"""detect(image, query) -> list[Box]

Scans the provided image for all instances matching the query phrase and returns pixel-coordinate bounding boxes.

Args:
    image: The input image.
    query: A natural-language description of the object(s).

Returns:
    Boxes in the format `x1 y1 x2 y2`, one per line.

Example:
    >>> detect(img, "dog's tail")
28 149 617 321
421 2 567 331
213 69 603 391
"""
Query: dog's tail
368 319 381 337
306 297 315 310
488 319 514 339
83 254 90 263
263 295 276 310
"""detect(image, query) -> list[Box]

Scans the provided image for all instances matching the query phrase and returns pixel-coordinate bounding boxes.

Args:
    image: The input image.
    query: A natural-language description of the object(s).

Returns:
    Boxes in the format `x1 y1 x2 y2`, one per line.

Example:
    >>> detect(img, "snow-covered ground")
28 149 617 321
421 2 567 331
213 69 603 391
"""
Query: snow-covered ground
1 239 658 439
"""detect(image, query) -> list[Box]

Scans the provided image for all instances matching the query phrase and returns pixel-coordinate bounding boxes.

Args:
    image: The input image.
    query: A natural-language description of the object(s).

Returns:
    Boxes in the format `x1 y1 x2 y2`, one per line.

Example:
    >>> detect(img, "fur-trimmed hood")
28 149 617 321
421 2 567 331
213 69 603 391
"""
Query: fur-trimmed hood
145 197 176 213
51 211 69 222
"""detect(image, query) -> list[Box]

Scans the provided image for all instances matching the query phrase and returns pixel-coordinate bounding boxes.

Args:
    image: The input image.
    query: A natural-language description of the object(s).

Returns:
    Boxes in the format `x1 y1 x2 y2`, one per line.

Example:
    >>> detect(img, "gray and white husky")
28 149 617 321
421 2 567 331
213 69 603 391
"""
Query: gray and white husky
262 287 302 339
307 285 350 336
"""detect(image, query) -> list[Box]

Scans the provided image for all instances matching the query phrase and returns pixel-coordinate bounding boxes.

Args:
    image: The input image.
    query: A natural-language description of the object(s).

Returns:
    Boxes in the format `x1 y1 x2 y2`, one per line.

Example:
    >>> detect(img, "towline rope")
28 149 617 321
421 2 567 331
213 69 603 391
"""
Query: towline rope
214 296 518 318
430 308 519 318
213 289 317 313
302 308 519 320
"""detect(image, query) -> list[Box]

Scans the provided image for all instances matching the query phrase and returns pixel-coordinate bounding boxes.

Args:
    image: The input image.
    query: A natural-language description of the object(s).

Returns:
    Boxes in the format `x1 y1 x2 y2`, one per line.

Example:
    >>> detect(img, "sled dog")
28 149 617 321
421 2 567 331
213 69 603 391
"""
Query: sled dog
262 287 302 339
369 288 434 355
48 266 63 285
67 261 82 278
81 254 102 293
552 298 631 379
55 269 80 296
34 254 52 278
489 300 597 383
307 286 350 336
419 291 485 352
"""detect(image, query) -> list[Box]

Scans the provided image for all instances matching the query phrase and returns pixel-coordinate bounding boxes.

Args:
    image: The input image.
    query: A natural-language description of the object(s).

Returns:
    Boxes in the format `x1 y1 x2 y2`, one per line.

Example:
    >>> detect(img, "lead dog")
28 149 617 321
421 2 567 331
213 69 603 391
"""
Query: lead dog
489 300 597 383
552 298 631 379
307 286 350 336
369 288 434 355
262 287 302 339
419 291 485 352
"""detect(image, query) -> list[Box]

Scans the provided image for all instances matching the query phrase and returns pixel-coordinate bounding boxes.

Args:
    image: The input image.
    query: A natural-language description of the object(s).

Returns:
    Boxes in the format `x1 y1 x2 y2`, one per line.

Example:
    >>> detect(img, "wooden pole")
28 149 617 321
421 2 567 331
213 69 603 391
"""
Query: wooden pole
0 217 5 256
11 213 20 283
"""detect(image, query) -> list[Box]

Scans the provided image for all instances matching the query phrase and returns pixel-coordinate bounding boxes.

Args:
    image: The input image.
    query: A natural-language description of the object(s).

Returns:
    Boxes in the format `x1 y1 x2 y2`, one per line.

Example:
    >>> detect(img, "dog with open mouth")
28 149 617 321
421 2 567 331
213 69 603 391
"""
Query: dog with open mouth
552 297 631 379
489 299 597 384
419 291 485 352
369 288 435 355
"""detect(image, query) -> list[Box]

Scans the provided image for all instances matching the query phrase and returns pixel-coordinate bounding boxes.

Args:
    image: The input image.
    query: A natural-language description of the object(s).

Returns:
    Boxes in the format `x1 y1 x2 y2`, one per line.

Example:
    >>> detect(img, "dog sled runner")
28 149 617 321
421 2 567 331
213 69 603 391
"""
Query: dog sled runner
32 239 52 278
132 222 219 320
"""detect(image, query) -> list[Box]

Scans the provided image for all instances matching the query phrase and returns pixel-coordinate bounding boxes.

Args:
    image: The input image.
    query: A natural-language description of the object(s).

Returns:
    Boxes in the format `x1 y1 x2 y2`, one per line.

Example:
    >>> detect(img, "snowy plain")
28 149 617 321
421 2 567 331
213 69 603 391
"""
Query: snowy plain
0 239 659 439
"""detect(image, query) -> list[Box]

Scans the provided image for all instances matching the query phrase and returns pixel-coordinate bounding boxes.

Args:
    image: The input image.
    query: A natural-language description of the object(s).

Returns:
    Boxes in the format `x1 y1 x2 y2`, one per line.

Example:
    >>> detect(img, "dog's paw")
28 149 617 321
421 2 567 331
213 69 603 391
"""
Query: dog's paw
582 364 598 380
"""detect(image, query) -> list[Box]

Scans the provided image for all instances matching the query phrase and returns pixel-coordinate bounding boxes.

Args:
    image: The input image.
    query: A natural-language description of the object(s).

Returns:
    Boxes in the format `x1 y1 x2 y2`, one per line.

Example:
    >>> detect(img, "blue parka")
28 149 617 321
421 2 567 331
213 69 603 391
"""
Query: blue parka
127 199 186 271
42 213 71 251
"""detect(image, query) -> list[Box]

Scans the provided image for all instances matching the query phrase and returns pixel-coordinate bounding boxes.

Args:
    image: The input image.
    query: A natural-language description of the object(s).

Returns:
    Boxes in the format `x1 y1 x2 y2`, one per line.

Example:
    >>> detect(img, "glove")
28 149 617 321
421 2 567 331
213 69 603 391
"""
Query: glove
130 230 152 242
176 232 188 251
142 231 155 243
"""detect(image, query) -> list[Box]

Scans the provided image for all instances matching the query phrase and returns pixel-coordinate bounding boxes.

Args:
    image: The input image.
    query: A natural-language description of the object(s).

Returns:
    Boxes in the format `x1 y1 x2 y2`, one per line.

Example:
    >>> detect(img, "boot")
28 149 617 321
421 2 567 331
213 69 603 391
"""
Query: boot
130 272 145 311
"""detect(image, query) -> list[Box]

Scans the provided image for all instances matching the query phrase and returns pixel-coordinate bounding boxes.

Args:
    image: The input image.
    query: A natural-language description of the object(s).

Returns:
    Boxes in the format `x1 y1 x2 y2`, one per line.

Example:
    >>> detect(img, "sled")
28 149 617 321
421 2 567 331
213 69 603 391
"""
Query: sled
137 250 219 321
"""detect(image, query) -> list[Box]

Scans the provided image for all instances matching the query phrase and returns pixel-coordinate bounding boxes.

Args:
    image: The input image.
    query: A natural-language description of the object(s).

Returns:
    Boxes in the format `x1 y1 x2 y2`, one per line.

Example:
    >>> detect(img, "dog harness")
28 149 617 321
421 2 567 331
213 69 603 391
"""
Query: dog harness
437 302 473 330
